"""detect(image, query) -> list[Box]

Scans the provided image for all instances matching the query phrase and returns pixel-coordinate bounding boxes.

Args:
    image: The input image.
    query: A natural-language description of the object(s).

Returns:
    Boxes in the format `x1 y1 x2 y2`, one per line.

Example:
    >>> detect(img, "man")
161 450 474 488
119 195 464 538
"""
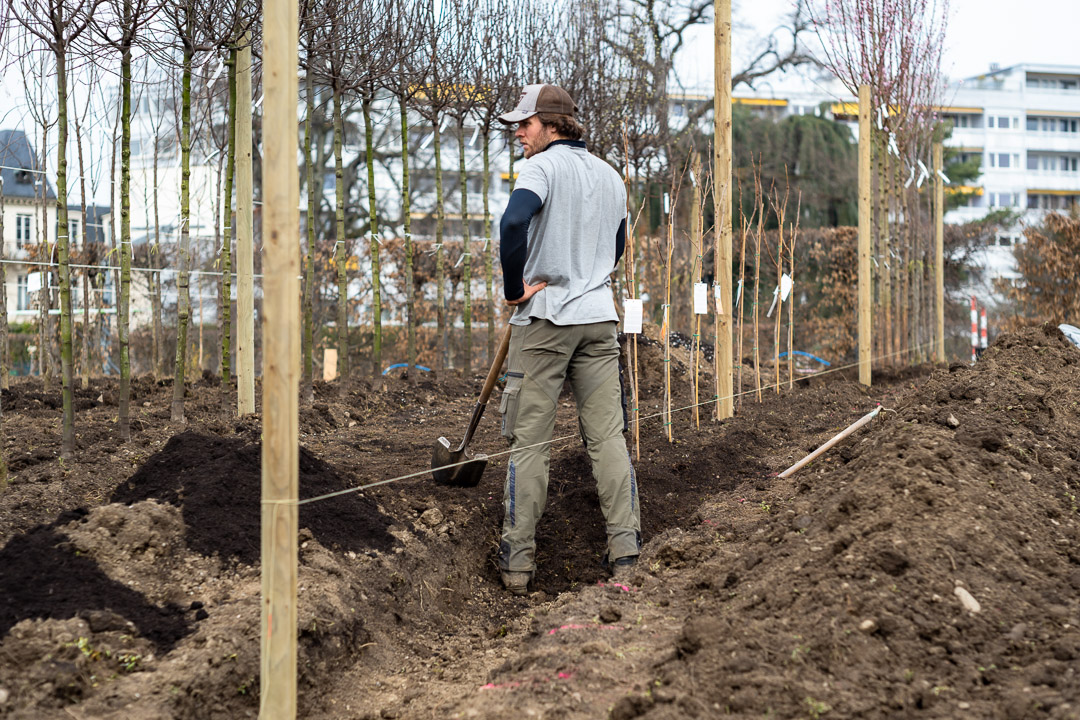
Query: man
495 84 640 596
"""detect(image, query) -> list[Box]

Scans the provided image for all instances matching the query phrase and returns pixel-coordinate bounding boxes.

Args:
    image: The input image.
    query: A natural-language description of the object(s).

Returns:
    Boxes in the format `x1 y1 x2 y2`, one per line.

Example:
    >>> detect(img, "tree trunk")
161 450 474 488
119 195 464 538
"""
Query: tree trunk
332 86 348 391
38 121 49 385
118 29 133 441
171 33 194 423
55 42 76 458
302 57 316 405
72 104 91 390
399 95 416 378
433 115 447 370
880 135 892 365
220 47 237 416
458 116 471 375
151 134 163 379
0 172 7 390
362 93 381 378
107 104 119 381
482 129 494 364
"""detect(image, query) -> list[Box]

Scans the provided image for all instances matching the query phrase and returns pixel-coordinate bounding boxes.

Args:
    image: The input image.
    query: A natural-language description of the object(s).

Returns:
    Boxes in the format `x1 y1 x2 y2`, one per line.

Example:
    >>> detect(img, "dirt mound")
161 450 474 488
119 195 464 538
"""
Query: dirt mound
110 431 396 565
631 324 1080 718
0 513 191 650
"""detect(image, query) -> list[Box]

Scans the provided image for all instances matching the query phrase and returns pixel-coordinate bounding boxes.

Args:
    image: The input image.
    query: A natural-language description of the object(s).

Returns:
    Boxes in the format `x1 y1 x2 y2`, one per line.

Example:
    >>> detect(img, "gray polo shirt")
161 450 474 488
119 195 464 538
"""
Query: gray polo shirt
509 143 627 327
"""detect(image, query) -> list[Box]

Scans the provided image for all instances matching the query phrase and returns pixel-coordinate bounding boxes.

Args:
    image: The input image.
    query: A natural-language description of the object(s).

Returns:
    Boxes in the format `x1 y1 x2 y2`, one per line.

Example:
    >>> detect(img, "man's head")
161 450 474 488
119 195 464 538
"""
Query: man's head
498 84 585 158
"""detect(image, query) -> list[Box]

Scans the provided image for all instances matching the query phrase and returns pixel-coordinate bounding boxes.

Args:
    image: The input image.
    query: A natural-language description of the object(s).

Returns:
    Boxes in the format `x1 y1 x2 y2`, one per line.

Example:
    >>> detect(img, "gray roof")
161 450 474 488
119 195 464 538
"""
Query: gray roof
0 129 56 200
77 204 110 245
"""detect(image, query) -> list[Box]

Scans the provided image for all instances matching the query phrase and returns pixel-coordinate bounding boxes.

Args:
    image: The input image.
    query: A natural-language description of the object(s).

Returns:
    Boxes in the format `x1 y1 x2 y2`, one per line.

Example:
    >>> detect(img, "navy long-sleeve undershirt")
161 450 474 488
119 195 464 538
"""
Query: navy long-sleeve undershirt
499 188 627 302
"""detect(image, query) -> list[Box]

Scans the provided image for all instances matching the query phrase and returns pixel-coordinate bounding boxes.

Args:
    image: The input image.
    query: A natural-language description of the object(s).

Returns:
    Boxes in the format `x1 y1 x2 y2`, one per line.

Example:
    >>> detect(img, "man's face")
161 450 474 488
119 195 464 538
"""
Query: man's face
515 115 553 158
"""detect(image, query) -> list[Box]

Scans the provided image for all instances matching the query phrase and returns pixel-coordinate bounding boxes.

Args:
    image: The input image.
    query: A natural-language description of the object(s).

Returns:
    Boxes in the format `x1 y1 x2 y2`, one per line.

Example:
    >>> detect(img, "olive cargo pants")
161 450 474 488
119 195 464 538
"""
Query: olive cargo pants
498 319 641 573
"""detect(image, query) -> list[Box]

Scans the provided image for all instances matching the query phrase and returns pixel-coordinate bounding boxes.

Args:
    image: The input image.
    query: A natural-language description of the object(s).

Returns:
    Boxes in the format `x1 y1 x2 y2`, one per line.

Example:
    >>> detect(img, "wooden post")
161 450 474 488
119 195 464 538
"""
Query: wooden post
260 0 298 716
713 0 734 419
237 35 255 415
933 141 945 364
691 153 702 429
858 85 872 387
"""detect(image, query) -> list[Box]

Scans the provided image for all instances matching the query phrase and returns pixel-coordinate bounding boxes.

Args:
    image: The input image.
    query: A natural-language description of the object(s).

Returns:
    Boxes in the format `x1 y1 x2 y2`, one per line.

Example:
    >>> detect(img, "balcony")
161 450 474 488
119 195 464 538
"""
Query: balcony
1024 134 1080 153
1024 173 1080 192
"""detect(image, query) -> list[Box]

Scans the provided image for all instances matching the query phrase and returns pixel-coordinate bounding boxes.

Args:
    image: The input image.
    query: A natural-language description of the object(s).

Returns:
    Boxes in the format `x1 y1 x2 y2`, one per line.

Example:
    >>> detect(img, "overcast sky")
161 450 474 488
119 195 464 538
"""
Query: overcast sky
680 0 1080 93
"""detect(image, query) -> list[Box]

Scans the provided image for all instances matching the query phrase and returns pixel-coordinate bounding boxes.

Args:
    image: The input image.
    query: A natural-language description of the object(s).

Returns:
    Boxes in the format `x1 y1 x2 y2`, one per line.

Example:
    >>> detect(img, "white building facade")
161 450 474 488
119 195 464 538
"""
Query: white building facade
689 64 1080 295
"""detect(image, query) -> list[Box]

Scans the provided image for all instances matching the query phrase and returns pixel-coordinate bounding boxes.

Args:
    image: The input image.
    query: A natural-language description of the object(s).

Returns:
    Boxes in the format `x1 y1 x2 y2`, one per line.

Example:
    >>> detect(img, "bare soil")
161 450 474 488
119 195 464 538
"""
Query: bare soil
1 324 1078 719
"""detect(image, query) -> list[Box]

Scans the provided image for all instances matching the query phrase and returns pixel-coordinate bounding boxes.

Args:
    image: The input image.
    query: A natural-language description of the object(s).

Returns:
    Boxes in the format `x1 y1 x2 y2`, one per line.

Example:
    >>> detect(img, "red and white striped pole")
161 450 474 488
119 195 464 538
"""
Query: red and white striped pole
980 307 988 350
970 296 978 363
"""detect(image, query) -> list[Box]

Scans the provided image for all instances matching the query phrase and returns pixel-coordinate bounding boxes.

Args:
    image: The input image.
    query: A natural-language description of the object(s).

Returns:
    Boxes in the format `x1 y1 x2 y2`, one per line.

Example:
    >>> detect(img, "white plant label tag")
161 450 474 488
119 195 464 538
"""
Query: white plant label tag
713 282 723 314
623 298 643 334
693 282 708 314
780 273 793 302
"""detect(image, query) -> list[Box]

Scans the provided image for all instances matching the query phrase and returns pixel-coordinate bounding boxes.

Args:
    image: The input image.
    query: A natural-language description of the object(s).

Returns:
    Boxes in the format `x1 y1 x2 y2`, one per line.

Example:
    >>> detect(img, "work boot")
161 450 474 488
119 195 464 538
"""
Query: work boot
501 571 531 596
610 555 638 581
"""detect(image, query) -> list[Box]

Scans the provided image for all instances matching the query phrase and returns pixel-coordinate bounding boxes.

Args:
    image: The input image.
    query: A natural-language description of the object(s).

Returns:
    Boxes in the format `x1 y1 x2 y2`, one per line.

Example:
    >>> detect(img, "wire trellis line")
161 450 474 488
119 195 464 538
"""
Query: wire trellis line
295 339 936 507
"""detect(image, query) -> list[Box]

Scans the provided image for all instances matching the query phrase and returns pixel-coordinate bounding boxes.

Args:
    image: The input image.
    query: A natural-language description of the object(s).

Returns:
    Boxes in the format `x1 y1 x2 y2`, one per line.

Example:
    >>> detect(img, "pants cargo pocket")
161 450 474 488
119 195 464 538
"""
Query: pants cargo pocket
500 372 524 440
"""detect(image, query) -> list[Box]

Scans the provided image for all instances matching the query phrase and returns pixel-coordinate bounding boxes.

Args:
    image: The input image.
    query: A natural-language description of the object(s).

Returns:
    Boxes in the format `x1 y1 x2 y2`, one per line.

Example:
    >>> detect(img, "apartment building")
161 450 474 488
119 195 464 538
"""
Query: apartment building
680 64 1080 293
121 83 516 326
1 129 113 326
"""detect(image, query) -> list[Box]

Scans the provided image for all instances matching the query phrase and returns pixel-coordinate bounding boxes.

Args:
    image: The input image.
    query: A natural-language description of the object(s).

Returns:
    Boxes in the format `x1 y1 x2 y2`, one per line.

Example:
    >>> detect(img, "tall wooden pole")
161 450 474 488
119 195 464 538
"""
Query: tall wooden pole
858 85 872 386
713 0 733 419
237 35 255 415
260 0 298 716
934 141 945 364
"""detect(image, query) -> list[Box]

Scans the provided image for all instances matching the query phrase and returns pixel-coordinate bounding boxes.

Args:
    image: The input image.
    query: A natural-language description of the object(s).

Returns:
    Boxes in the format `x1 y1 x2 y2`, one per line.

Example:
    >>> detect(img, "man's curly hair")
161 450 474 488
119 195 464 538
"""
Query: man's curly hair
536 112 584 141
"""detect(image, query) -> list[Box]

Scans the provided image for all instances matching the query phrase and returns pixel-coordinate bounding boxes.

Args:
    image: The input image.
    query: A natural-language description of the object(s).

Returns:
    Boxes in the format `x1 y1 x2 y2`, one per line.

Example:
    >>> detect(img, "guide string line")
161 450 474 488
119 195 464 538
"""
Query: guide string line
290 340 935 507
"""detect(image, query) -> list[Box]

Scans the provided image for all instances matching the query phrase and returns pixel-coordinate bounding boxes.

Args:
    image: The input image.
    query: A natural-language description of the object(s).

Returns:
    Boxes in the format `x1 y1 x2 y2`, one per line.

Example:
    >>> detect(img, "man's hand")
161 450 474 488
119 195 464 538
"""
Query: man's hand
506 279 548 306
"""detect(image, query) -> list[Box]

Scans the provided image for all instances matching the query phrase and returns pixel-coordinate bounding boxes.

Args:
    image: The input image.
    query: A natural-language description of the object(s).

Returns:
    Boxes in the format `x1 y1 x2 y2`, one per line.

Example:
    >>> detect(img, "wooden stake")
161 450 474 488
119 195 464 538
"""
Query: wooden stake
261 0 298 715
858 85 872 387
691 153 702 428
934 141 945 364
620 127 640 460
736 186 750 410
237 35 255 416
753 161 763 402
664 201 673 443
788 193 800 390
713 0 733 419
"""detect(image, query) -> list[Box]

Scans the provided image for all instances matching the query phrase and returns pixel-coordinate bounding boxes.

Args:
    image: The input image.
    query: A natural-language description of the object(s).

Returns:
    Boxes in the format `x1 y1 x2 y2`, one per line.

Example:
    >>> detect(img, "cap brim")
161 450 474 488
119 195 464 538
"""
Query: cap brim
497 110 536 125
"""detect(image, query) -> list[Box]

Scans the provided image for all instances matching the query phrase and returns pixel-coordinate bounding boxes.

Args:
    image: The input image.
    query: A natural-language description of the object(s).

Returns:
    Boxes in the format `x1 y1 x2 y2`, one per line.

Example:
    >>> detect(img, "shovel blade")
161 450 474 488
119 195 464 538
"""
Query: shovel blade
431 436 488 487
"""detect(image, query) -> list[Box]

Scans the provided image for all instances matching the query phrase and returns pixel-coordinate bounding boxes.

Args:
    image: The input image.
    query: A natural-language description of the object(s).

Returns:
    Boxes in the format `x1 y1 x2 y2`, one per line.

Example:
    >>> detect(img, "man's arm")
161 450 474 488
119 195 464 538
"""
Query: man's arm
615 217 626 267
499 188 543 301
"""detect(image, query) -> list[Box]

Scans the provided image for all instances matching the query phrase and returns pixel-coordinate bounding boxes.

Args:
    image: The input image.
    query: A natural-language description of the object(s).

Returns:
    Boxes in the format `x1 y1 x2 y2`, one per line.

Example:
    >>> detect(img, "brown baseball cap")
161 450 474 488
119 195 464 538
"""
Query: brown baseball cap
497 84 577 124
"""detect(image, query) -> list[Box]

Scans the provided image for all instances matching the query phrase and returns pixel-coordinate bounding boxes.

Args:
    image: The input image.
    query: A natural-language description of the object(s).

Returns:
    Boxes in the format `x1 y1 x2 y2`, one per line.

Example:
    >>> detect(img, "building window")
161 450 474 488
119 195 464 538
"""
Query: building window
1027 154 1039 170
998 116 1010 129
1064 157 1079 172
997 153 1010 168
1061 119 1079 133
1027 117 1038 132
17 274 30 310
69 218 80 247
15 213 33 247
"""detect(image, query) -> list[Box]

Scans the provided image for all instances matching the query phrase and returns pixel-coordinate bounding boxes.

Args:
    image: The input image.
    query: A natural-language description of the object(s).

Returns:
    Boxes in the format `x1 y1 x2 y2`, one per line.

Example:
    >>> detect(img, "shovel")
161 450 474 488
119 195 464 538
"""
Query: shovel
431 325 513 486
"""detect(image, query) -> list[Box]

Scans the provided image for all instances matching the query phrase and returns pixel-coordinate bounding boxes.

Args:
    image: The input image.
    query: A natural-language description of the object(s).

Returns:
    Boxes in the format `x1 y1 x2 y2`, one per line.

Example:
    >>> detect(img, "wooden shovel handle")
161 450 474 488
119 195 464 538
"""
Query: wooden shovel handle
477 324 513 405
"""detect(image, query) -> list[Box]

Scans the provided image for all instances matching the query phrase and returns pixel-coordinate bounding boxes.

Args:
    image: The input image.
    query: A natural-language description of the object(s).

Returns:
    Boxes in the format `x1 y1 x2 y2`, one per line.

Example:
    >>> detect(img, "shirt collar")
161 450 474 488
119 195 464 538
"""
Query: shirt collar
544 139 587 152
